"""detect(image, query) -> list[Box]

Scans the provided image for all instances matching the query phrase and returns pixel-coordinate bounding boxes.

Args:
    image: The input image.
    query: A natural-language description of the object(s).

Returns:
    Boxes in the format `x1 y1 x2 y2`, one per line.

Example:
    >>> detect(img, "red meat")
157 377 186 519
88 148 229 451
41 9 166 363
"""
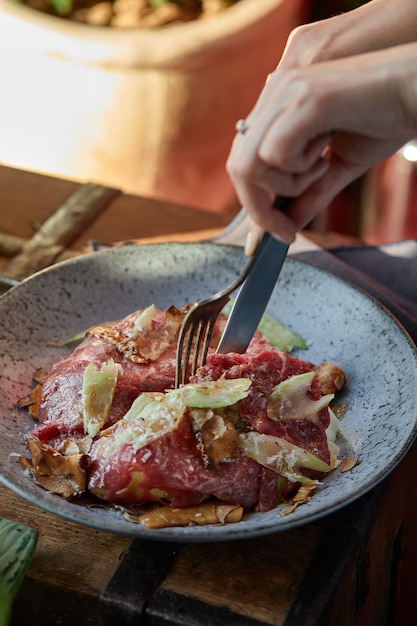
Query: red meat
88 411 295 512
31 307 334 513
193 350 331 464
34 309 178 446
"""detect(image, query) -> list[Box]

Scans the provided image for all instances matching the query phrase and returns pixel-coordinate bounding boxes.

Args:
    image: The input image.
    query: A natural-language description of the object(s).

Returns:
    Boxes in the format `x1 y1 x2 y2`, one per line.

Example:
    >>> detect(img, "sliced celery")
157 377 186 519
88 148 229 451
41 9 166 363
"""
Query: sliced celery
257 312 307 352
326 408 341 443
123 393 159 422
181 378 251 408
132 304 155 334
106 390 185 455
239 432 331 485
222 300 306 353
82 359 121 437
268 371 334 420
106 378 251 455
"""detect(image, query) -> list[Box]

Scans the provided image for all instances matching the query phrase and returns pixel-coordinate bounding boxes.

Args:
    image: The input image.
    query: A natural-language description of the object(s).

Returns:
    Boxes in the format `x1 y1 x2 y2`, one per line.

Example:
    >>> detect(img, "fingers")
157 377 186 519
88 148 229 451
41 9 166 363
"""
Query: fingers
226 44 417 242
227 73 334 225
231 150 365 245
259 131 333 174
278 152 368 232
227 155 330 205
227 140 331 243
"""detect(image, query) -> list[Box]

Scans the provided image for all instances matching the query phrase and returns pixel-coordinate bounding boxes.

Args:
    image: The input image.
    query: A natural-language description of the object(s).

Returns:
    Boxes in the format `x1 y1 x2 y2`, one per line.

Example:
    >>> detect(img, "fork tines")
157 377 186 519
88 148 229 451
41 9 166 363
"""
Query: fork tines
175 295 229 388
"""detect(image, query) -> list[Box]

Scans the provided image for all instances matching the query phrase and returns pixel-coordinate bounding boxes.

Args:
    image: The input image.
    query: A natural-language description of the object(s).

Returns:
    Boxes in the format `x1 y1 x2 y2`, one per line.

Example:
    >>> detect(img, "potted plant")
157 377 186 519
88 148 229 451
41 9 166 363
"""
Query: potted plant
0 0 311 213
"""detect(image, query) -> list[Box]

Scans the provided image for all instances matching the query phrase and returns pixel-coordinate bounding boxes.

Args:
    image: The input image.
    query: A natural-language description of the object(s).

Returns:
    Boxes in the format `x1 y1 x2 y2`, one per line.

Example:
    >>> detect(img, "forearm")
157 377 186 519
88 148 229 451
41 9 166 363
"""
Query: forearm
280 0 417 69
313 42 417 138
396 44 417 134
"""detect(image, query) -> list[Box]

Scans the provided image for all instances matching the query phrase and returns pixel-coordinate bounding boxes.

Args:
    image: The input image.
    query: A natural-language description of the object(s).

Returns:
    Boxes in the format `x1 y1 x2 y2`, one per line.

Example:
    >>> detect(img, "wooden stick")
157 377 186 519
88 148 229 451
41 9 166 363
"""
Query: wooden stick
0 231 26 257
2 183 119 279
0 232 79 261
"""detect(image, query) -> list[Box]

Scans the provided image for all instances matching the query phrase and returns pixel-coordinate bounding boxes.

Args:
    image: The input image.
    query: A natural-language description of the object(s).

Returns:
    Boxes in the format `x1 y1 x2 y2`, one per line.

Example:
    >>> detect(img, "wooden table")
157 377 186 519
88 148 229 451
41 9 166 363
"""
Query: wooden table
0 165 416 626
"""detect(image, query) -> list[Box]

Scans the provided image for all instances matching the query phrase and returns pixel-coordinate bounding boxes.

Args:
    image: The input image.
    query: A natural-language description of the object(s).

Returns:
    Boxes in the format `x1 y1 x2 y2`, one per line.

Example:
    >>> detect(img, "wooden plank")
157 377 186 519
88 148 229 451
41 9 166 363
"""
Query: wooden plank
151 524 325 626
2 183 119 279
101 539 180 625
1 482 133 625
2 482 178 625
147 590 269 626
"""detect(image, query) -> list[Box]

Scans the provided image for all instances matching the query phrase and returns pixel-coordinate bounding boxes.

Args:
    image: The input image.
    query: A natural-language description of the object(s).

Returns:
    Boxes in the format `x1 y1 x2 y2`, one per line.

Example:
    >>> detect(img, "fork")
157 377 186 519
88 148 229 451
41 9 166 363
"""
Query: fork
175 198 290 387
175 246 253 387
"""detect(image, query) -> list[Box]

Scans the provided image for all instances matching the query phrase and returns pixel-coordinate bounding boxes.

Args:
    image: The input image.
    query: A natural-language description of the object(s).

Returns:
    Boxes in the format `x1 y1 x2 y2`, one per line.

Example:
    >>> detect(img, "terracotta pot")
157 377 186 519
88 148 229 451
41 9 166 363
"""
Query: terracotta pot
0 0 311 212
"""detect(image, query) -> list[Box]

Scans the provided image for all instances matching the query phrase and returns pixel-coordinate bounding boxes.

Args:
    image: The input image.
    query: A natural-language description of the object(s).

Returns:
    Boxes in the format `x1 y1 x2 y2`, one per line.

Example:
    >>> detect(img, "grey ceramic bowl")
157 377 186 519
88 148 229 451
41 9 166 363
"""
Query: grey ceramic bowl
1 242 417 542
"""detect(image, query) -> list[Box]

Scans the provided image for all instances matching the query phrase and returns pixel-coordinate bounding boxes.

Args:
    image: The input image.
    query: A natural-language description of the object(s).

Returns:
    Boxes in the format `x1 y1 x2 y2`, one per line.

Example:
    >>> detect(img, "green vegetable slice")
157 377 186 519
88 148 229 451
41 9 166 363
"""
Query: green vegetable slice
181 378 251 408
222 300 306 353
326 408 341 443
132 304 155 335
257 312 307 352
326 408 341 468
123 393 158 422
82 359 121 437
239 432 331 485
107 378 251 455
267 371 334 420
0 517 38 626
108 392 183 455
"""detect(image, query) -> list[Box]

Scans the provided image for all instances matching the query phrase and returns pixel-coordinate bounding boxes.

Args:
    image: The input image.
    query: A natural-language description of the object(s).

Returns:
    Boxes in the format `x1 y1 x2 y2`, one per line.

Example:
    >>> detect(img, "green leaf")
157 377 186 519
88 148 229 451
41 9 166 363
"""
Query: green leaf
0 585 10 626
0 518 38 626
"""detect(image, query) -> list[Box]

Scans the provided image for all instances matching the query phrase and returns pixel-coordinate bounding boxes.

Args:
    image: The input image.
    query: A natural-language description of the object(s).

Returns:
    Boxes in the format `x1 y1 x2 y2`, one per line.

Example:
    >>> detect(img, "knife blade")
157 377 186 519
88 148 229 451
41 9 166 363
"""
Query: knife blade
216 197 290 355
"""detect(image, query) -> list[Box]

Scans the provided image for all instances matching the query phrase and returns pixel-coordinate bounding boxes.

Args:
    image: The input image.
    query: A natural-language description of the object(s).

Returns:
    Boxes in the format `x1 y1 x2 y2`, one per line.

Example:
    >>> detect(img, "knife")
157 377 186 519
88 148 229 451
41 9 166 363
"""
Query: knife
216 198 290 354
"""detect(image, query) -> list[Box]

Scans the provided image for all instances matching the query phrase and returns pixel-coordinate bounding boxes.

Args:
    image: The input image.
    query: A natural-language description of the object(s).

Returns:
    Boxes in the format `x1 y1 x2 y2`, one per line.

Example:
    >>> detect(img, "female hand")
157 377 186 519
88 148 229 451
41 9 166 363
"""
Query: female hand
227 44 417 243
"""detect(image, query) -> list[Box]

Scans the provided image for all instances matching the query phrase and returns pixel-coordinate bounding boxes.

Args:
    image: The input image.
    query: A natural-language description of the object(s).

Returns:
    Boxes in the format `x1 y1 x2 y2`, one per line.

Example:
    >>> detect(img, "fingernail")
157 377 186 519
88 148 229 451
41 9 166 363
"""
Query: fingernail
244 230 260 256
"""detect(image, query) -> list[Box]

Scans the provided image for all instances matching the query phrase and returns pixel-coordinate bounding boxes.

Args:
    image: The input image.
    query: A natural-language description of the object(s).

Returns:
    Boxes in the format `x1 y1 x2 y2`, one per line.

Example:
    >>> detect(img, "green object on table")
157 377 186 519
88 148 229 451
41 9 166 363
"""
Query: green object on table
0 517 38 626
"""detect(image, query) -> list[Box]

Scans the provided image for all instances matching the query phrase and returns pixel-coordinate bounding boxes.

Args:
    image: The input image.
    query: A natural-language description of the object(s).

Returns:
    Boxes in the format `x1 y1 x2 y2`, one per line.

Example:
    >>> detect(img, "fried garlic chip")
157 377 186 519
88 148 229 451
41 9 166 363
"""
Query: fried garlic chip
18 435 87 499
17 384 43 420
339 456 359 472
280 484 318 517
126 502 244 528
314 361 347 395
87 305 186 364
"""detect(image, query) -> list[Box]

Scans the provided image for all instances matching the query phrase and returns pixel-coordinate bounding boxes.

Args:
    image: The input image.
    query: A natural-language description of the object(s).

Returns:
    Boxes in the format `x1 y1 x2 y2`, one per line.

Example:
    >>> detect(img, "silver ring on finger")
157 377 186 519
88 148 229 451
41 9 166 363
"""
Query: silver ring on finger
235 119 249 136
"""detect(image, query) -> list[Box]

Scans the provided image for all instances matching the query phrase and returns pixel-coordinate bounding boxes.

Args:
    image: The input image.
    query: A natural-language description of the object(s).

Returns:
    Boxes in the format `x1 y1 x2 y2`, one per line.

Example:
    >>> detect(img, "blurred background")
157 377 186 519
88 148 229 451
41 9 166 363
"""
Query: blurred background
0 0 412 244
